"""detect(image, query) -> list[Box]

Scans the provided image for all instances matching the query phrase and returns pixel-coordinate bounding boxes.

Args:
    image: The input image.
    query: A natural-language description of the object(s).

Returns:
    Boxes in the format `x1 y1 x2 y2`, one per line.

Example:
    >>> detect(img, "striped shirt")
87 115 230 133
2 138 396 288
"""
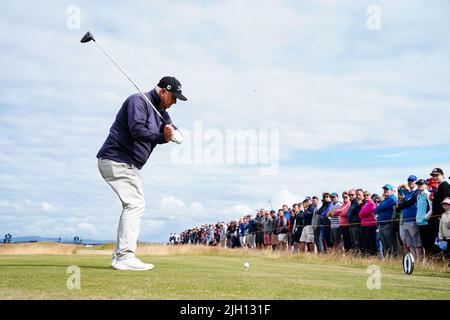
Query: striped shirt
330 201 342 229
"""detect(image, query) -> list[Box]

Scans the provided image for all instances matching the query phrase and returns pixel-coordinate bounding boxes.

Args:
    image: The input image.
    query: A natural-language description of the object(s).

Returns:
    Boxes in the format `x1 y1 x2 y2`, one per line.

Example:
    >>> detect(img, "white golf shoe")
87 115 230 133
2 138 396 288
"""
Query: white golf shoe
111 257 154 271
110 253 118 269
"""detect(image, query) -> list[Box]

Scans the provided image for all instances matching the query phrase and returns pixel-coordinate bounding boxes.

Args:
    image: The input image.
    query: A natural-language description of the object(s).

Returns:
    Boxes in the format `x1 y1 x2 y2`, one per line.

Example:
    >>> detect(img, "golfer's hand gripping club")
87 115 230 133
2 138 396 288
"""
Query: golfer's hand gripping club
81 31 184 145
164 125 174 143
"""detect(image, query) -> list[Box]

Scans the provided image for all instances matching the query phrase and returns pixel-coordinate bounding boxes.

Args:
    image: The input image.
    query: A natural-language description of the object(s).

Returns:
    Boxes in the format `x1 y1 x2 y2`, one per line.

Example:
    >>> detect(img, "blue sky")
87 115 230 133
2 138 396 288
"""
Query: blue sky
1 0 449 243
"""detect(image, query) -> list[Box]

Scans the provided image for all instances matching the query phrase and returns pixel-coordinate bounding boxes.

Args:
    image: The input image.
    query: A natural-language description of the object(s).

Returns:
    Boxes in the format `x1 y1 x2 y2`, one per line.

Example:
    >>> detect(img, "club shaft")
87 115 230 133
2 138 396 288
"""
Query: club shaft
93 40 166 122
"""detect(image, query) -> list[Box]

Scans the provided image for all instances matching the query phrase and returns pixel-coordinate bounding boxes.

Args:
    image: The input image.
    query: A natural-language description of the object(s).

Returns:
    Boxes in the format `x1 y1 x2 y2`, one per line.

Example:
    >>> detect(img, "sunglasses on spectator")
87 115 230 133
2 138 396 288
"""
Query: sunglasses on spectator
349 194 356 196
364 194 370 197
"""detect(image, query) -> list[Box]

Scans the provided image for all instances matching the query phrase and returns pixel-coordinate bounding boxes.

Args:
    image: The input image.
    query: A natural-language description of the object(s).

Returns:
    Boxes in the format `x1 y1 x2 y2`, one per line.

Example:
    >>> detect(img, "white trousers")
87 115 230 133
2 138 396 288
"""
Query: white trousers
98 158 145 259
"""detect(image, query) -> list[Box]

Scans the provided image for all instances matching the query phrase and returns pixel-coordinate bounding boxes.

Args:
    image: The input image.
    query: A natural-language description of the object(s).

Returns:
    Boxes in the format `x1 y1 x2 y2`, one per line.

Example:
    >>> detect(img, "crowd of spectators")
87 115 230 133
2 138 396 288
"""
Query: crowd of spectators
175 168 450 261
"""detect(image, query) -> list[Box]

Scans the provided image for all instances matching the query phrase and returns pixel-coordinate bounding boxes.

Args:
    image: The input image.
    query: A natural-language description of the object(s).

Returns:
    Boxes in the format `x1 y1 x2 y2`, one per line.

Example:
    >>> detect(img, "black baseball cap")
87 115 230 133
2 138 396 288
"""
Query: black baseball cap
416 179 427 185
430 168 444 176
157 76 187 101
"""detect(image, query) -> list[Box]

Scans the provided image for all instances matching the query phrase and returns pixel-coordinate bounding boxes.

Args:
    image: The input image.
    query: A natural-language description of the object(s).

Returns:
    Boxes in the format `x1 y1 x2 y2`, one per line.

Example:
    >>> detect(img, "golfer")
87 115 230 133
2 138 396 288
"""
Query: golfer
97 76 187 271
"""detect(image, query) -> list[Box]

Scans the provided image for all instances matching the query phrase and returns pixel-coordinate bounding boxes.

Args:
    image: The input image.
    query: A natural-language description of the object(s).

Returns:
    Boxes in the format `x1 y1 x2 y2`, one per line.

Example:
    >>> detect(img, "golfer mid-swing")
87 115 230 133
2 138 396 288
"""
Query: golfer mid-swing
97 76 187 271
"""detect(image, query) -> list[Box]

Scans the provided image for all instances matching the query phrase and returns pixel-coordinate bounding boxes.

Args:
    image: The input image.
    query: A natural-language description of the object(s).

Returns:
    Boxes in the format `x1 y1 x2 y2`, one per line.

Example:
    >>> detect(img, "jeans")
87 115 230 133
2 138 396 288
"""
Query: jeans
313 227 323 252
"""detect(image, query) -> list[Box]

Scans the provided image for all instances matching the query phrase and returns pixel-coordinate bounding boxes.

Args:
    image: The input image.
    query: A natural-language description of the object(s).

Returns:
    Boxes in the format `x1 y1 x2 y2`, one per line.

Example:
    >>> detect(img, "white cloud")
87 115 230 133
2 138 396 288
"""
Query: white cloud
190 201 204 213
271 189 302 210
160 196 186 211
40 202 56 213
76 222 97 237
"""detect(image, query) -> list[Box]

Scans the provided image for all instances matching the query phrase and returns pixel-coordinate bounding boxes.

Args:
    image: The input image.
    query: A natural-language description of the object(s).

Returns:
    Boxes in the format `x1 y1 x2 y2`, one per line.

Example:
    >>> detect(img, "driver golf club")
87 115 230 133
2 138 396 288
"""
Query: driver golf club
80 31 184 144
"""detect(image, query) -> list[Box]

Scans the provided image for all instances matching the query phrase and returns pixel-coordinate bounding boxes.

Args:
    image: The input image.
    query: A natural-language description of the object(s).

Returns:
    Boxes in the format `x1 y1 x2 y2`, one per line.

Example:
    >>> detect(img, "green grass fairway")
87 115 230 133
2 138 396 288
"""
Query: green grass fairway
1 253 450 299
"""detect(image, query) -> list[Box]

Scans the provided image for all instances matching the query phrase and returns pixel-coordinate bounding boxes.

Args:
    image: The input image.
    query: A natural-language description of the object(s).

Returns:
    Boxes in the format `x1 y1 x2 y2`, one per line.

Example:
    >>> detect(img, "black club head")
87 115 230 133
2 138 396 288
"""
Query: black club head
80 31 95 43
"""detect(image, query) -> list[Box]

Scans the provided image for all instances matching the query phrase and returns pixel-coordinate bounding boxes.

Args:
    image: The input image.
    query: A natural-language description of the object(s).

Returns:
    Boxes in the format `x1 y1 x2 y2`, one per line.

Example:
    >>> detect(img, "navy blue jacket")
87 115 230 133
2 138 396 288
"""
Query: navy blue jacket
398 189 419 222
247 219 257 234
347 199 361 224
97 89 174 169
301 204 315 226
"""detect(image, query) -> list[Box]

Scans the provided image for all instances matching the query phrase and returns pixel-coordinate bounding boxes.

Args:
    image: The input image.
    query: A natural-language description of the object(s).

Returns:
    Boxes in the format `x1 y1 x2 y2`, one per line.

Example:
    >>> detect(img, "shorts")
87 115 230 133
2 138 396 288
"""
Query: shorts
403 221 422 247
271 234 279 245
278 233 287 242
264 233 272 245
330 227 341 244
300 225 314 243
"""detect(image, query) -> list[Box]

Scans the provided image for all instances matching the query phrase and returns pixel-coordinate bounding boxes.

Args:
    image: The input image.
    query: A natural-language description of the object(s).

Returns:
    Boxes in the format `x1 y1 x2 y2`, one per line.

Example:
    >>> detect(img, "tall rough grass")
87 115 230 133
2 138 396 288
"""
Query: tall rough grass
0 243 78 255
136 245 449 274
1 243 448 274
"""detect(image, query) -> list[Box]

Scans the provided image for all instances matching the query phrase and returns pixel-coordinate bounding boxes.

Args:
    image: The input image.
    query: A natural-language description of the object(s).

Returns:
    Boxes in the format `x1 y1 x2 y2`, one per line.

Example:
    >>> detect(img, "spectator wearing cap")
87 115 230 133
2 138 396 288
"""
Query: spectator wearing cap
300 198 315 253
314 196 326 252
310 196 323 253
416 179 434 256
372 194 381 205
375 184 398 258
395 184 410 254
359 191 377 256
438 198 450 258
397 175 423 261
429 168 450 255
327 193 343 251
334 192 352 252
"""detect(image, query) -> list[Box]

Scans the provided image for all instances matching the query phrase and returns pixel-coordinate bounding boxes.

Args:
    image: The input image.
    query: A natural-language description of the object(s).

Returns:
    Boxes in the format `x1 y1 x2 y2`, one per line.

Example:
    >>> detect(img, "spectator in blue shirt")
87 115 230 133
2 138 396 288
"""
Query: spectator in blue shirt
375 184 398 258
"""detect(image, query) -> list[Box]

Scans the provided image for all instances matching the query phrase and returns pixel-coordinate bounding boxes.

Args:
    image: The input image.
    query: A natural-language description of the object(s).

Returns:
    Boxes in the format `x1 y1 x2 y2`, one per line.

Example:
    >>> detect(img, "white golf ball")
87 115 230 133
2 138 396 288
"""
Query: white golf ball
244 262 250 269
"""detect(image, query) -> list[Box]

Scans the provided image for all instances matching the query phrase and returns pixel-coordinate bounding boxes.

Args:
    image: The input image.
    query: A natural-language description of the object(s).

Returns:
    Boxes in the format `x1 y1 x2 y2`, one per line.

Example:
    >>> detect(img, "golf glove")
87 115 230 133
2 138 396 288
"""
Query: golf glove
170 129 184 144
